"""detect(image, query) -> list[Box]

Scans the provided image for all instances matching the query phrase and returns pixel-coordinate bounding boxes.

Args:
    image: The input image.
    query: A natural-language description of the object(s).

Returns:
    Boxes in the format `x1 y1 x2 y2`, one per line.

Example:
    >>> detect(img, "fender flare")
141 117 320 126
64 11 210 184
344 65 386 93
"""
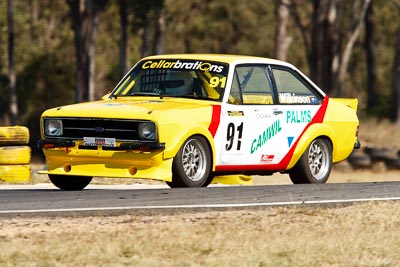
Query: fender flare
162 126 216 170
286 123 335 169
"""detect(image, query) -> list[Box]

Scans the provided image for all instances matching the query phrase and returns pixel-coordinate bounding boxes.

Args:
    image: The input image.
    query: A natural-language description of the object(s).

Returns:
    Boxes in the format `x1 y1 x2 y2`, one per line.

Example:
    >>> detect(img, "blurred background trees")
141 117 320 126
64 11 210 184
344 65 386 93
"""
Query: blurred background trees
1 0 400 152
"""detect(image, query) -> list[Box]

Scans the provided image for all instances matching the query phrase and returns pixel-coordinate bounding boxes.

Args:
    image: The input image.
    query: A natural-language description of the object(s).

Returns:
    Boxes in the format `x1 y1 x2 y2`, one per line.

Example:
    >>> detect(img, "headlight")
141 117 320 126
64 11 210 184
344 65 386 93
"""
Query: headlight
44 119 63 136
138 122 156 140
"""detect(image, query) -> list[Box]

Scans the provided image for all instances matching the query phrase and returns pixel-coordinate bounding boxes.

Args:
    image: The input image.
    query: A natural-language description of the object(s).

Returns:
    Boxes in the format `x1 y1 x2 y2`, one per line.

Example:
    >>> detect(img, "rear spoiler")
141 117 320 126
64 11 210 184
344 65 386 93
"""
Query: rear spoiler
331 98 358 112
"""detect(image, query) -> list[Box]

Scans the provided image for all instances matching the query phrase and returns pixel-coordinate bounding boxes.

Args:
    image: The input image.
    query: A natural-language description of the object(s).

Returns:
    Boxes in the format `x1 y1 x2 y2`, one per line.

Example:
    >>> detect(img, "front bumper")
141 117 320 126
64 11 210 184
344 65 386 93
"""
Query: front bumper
38 139 171 181
38 139 166 152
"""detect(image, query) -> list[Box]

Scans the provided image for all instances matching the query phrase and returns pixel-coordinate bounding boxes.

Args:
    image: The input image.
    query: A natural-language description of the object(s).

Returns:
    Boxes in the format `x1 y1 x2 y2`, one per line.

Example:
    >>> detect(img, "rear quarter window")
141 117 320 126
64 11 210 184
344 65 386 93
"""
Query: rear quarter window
272 67 322 105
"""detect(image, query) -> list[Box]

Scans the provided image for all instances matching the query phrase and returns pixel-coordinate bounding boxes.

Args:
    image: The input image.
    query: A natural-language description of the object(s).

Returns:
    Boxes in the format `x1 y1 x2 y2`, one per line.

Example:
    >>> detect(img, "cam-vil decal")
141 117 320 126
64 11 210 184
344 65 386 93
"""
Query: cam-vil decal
286 110 311 123
250 119 282 154
227 110 244 116
141 60 225 73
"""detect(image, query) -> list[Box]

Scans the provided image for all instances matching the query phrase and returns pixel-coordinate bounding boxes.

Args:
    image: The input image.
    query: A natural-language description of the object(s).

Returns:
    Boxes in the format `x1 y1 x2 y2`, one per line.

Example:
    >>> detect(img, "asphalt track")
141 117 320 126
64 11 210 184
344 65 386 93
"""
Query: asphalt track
1 181 400 217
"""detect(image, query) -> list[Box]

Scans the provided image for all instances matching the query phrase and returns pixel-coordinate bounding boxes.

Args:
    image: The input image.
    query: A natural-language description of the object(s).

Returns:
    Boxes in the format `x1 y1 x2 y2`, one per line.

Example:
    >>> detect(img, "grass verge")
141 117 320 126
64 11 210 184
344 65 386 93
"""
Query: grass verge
1 202 399 266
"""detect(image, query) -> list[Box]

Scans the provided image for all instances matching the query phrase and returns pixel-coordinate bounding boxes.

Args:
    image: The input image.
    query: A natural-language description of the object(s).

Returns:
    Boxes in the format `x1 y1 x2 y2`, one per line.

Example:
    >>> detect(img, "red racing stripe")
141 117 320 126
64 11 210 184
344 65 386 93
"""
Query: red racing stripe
208 105 221 137
311 96 329 123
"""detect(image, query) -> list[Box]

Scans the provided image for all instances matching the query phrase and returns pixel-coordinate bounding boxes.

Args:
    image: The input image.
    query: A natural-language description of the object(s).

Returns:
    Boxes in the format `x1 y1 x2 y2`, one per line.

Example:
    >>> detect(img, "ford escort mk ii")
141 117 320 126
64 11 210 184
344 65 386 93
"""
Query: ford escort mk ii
39 54 360 190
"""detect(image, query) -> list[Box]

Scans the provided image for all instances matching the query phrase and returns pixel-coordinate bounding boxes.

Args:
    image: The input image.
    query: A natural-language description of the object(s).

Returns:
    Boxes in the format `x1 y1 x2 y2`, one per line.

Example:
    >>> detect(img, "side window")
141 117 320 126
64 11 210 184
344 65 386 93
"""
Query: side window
229 72 243 104
272 67 321 104
229 65 274 105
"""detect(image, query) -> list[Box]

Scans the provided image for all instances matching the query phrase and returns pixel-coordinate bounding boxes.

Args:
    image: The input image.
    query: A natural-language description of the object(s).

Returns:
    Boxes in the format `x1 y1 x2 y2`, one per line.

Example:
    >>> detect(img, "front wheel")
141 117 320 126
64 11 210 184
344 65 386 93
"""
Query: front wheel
48 174 92 190
289 139 332 184
166 136 212 188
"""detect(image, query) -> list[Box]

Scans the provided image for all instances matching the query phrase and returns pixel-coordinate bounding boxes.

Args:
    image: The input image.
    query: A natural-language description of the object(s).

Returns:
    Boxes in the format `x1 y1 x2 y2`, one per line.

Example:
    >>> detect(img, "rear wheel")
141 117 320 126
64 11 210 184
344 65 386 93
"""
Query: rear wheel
289 139 332 184
166 136 212 188
48 174 92 190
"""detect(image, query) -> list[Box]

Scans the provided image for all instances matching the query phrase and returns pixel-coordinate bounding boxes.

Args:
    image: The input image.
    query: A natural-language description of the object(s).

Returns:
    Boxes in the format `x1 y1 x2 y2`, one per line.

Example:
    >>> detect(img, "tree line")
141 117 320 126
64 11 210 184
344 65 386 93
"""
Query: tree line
1 0 400 139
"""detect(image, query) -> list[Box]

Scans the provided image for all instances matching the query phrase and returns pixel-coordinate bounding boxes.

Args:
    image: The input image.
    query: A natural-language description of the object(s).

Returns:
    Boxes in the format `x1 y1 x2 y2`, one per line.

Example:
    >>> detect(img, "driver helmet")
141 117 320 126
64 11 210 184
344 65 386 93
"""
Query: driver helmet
164 71 193 95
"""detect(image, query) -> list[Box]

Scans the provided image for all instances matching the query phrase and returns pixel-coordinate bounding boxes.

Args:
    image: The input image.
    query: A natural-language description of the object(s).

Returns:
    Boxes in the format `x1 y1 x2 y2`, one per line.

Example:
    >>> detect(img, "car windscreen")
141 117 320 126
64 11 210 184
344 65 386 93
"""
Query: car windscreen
111 59 229 101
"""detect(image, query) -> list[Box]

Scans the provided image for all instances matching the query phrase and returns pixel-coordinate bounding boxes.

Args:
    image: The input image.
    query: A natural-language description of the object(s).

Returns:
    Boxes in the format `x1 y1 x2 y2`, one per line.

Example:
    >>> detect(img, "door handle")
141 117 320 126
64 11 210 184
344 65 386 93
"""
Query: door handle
273 109 283 115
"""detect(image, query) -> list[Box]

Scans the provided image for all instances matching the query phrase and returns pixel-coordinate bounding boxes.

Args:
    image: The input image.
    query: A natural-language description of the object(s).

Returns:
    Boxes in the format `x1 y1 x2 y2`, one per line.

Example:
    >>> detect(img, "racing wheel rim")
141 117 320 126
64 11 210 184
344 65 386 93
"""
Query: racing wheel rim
181 138 207 182
308 139 330 181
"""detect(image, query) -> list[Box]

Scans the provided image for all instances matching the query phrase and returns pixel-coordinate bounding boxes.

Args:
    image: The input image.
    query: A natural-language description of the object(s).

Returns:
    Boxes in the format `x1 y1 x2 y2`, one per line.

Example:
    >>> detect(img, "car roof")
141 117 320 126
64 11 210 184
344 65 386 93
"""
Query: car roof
142 54 294 67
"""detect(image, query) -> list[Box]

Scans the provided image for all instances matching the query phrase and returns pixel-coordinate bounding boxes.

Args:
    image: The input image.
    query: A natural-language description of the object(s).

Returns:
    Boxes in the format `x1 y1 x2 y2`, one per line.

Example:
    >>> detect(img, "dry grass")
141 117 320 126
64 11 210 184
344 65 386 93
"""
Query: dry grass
0 202 399 266
359 118 400 149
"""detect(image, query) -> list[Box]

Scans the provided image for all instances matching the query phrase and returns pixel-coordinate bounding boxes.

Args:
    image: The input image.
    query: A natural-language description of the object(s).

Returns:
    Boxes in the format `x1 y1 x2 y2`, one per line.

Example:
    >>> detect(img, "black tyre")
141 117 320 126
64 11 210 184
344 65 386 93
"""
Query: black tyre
289 139 332 184
48 174 92 190
166 136 212 188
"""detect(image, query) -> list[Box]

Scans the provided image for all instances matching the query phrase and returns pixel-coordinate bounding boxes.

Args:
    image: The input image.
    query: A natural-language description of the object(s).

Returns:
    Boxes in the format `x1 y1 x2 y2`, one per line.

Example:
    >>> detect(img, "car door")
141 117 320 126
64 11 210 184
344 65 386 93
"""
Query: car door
269 65 324 163
215 64 324 172
215 64 287 170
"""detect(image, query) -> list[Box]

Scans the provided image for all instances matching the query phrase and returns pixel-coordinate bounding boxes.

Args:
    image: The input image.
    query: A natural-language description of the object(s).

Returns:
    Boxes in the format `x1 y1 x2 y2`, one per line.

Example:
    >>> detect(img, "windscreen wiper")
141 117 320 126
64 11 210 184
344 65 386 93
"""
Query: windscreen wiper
131 92 161 96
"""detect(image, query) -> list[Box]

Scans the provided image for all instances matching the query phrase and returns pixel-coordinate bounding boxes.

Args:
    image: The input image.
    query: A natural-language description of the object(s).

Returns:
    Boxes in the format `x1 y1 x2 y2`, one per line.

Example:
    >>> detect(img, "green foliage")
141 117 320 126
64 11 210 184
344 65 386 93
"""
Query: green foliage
0 74 10 118
16 53 75 154
0 0 399 130
164 0 274 56
17 53 75 119
365 93 393 119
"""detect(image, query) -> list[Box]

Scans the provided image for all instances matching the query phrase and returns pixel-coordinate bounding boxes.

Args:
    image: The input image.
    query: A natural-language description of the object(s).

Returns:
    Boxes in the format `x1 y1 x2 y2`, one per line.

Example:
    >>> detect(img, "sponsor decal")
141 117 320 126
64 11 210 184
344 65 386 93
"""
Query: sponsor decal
105 100 162 106
286 110 311 123
254 109 272 119
105 103 124 106
255 113 272 119
279 93 312 104
142 60 225 73
260 154 274 163
227 110 244 116
132 100 163 104
287 136 294 147
251 119 282 154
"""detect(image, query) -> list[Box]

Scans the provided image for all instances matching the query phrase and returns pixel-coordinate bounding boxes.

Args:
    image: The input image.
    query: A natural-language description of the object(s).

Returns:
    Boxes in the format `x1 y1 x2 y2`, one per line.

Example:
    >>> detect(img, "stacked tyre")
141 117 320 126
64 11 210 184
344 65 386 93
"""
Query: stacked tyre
0 126 31 183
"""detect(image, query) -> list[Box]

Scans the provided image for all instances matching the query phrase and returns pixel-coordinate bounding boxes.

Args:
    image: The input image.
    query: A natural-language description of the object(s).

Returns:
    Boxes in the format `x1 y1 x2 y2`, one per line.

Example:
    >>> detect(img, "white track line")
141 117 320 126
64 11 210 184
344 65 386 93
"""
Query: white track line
1 196 400 214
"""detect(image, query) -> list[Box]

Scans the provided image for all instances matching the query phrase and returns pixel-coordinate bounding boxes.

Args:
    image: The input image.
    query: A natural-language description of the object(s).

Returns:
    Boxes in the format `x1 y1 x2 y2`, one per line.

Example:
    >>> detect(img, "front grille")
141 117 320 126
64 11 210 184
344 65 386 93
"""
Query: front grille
45 118 145 141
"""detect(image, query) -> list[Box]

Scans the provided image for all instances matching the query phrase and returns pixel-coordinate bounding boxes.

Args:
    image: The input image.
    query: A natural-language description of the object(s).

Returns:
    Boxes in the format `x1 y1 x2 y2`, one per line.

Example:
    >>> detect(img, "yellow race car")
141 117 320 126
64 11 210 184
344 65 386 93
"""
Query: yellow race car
39 54 360 190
